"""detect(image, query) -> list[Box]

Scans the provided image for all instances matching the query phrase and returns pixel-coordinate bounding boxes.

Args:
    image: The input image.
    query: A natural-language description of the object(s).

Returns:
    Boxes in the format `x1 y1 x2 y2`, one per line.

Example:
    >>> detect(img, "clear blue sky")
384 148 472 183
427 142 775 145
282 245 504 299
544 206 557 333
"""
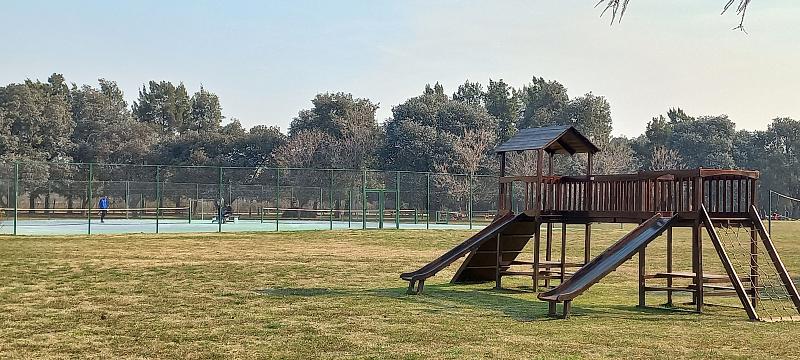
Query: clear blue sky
1 0 798 136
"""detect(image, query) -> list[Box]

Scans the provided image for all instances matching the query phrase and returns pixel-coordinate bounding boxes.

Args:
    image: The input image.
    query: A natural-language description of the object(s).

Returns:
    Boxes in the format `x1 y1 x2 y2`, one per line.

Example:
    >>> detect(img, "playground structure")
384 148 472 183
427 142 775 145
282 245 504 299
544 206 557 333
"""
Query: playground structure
401 125 800 321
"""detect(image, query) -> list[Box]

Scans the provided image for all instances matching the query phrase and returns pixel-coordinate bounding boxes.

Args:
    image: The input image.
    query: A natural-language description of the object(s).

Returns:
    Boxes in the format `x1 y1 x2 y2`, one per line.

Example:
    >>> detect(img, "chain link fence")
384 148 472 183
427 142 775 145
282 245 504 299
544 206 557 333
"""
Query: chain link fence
0 161 499 235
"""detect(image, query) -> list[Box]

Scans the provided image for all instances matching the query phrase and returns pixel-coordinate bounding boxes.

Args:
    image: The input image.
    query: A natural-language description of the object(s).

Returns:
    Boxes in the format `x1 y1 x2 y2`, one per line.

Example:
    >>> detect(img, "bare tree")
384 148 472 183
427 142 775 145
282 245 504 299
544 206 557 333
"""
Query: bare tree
506 151 540 176
454 128 497 175
433 129 497 213
585 137 637 175
649 146 684 171
273 130 329 168
596 0 753 31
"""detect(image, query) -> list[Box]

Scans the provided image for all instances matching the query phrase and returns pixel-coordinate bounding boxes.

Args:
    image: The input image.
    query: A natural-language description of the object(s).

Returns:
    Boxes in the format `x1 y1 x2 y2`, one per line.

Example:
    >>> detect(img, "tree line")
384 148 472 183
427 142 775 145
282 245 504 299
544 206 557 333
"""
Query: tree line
1 73 798 205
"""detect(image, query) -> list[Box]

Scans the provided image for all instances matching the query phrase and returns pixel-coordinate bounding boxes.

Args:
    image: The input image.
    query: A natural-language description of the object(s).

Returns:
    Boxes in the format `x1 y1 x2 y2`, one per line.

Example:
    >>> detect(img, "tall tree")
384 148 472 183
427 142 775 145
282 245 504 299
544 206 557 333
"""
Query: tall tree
0 73 74 162
485 79 520 142
452 80 484 107
671 115 737 168
132 81 191 134
185 87 223 133
71 79 157 164
517 76 569 130
0 74 75 209
280 93 381 170
564 92 613 143
287 92 378 139
383 85 498 173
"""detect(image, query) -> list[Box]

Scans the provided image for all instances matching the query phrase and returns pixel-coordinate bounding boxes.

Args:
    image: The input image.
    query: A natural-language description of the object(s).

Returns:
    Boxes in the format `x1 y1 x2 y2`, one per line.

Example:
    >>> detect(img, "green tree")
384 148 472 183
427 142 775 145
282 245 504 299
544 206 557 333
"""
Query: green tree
671 115 736 168
186 87 223 133
281 93 381 169
0 73 74 162
71 79 157 164
564 92 613 143
452 80 484 106
517 76 569 130
132 81 191 134
0 74 75 209
485 79 520 142
288 92 378 139
382 85 498 173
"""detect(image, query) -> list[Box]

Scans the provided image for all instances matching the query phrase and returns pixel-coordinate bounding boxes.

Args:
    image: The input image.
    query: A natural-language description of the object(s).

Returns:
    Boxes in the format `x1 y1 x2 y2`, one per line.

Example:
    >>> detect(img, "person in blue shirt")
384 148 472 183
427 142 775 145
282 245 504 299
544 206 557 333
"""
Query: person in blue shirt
98 196 109 223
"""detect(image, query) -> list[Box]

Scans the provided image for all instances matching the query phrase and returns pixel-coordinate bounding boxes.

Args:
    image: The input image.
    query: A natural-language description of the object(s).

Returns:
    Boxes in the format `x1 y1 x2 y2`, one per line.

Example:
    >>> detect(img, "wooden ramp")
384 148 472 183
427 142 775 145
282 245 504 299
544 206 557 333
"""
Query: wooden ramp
400 212 535 294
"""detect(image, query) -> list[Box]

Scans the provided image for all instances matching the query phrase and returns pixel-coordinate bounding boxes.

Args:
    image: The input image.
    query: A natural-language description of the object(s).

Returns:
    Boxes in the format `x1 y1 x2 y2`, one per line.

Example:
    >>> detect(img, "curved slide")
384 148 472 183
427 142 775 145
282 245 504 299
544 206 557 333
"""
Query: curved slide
539 214 676 303
401 212 524 293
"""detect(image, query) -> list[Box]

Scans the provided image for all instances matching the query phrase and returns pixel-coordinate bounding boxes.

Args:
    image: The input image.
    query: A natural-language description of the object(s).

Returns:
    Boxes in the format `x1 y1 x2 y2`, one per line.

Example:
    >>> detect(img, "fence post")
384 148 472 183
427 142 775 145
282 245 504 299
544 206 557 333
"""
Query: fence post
125 180 130 219
275 168 280 231
218 166 223 233
362 169 367 230
329 169 334 230
469 173 474 230
348 190 352 227
87 163 93 235
156 165 161 234
426 172 431 230
768 190 772 235
13 161 18 236
395 171 400 229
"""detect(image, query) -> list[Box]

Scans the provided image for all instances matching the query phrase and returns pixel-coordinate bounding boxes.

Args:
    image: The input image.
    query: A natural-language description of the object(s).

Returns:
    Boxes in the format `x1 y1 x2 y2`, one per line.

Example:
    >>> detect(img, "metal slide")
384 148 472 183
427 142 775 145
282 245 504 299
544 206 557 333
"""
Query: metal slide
401 212 525 293
539 214 676 302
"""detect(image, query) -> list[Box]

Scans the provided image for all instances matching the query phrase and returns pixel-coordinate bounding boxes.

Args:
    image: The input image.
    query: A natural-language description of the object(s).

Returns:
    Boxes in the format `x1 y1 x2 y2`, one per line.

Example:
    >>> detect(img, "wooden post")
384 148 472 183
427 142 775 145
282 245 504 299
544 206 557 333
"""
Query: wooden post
560 222 567 284
750 224 759 307
545 223 553 288
693 176 704 312
666 227 673 306
749 178 759 307
495 233 502 289
535 149 543 213
545 152 554 288
638 247 646 307
499 153 506 212
533 223 540 290
694 222 704 312
584 224 591 265
548 153 554 211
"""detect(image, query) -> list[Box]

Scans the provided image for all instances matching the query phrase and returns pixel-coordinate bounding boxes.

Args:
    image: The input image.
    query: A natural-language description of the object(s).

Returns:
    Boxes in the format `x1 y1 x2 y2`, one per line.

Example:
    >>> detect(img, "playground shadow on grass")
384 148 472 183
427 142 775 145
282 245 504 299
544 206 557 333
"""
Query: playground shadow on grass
253 284 710 323
376 283 616 322
253 287 350 297
253 283 604 321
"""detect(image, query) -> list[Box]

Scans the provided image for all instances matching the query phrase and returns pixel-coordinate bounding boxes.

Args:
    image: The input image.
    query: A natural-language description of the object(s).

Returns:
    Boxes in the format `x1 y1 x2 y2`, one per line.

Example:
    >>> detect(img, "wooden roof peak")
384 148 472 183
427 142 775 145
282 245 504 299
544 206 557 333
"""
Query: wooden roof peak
494 125 600 155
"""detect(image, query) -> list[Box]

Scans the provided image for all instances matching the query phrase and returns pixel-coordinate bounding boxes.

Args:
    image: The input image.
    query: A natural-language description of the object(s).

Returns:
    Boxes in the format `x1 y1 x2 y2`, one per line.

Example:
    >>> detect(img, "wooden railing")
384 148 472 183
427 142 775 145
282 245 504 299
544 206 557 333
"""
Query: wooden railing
498 169 758 218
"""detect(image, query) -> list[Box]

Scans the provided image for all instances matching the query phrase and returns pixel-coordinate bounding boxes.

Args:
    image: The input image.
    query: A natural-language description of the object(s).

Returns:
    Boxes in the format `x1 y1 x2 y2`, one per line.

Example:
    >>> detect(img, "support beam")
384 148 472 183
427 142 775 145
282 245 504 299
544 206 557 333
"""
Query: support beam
750 224 759 308
666 227 674 306
495 234 502 289
545 223 553 288
535 149 543 213
560 222 567 284
584 224 592 264
533 223 541 290
638 247 646 307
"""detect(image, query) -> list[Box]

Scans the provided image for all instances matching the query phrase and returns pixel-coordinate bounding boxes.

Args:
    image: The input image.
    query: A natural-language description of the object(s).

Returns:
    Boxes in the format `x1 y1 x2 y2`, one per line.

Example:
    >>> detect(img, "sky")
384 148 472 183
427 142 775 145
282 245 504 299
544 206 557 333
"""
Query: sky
1 0 798 137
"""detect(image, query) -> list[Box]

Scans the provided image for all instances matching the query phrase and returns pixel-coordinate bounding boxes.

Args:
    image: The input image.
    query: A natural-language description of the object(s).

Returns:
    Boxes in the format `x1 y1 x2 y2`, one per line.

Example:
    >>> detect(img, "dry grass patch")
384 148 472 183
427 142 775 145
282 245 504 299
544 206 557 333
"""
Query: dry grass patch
1 223 800 359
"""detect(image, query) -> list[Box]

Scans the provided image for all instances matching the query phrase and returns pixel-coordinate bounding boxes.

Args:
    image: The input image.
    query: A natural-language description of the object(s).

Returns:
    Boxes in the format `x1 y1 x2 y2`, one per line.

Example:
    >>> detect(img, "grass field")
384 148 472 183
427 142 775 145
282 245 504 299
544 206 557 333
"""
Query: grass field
2 222 800 359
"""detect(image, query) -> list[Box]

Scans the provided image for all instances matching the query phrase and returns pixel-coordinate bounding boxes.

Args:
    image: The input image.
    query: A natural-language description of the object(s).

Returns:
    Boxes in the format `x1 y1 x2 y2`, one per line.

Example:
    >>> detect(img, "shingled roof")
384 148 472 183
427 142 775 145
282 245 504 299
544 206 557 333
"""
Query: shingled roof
494 125 600 155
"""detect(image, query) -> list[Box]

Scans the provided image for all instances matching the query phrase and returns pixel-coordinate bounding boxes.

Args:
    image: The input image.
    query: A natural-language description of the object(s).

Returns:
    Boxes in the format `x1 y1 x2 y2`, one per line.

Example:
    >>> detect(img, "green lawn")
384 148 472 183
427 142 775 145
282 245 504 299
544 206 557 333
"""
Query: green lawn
2 222 800 359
